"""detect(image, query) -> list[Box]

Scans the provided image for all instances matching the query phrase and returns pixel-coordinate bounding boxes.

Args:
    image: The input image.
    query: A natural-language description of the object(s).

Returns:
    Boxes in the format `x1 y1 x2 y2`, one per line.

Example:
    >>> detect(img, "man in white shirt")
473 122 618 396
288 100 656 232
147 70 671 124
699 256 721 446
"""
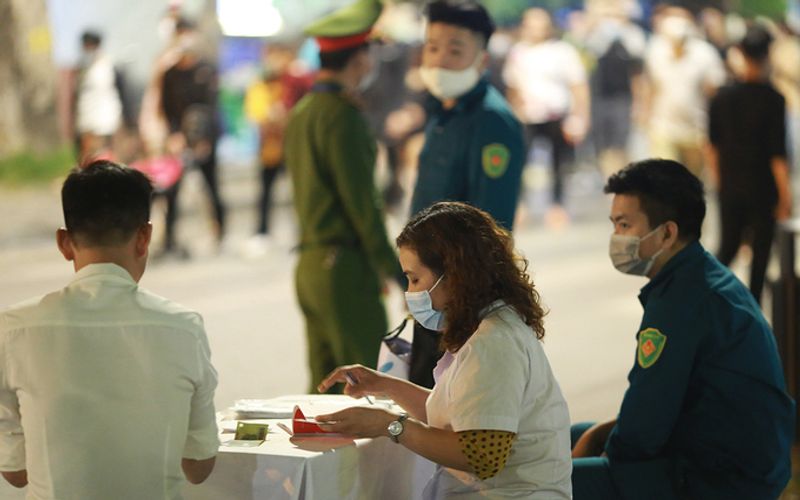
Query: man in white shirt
0 160 219 499
503 7 590 224
643 6 725 178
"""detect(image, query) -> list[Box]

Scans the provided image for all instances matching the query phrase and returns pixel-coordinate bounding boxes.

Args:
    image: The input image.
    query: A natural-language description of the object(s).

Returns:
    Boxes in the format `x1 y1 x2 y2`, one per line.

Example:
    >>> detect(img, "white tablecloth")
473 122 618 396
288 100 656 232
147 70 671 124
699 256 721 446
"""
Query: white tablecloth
184 395 435 500
0 395 435 499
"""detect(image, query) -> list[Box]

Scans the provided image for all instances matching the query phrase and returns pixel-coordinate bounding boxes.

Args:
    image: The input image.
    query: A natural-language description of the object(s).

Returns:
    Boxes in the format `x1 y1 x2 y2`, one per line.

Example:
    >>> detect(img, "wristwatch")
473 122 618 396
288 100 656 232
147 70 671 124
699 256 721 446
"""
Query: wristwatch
387 412 408 443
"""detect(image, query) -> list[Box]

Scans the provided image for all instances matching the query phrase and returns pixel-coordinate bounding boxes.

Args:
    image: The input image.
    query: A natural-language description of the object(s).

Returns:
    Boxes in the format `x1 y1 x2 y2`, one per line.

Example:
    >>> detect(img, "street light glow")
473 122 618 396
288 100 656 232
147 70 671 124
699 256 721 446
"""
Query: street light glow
217 0 283 37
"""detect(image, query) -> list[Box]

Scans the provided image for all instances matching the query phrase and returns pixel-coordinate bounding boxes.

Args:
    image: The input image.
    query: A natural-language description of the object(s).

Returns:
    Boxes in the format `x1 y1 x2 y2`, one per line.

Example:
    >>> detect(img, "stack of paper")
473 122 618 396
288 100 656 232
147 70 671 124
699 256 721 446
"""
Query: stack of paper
231 399 296 419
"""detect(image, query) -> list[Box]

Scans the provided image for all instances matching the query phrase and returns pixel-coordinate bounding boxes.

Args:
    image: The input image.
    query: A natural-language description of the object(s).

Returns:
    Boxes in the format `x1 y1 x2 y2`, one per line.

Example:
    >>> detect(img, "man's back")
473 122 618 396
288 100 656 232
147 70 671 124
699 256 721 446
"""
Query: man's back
709 82 785 204
0 264 218 500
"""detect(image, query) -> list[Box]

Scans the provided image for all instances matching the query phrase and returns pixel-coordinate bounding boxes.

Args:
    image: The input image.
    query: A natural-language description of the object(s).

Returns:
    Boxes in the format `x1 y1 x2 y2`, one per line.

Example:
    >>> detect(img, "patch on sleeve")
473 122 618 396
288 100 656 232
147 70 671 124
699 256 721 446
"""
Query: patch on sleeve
482 143 510 179
637 328 667 369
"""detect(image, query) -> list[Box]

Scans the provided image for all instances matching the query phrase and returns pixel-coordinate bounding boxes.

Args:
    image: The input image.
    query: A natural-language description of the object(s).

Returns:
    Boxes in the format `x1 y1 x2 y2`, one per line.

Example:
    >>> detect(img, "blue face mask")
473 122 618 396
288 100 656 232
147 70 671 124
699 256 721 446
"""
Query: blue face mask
404 275 445 331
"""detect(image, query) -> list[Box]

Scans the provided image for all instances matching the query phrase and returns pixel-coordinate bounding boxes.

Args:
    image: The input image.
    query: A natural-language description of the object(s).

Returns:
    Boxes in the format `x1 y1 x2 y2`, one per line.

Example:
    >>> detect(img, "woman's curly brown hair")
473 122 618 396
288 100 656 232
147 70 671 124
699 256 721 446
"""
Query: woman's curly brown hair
396 202 546 352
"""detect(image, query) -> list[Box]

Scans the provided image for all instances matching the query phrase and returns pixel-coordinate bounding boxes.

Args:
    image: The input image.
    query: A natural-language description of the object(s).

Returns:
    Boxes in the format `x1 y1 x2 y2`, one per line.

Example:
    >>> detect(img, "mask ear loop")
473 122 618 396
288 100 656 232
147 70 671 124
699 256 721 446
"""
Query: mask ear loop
429 274 445 293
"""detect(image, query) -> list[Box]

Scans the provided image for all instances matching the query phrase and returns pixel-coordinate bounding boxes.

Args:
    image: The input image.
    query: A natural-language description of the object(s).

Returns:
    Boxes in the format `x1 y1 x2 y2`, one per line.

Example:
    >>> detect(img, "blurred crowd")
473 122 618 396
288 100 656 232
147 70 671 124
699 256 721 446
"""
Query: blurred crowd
65 1 800 269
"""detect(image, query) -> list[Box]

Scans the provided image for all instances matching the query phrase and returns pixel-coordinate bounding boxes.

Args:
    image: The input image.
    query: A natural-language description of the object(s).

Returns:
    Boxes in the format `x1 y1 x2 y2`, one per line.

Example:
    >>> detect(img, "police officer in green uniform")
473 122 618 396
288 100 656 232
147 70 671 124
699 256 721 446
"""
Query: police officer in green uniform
408 0 526 388
571 159 794 499
285 0 402 392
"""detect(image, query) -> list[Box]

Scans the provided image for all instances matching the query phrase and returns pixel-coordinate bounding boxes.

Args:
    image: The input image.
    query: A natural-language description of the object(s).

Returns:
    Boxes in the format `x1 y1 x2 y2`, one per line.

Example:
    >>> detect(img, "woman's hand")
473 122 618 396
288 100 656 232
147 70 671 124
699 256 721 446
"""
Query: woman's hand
315 407 397 439
317 364 388 399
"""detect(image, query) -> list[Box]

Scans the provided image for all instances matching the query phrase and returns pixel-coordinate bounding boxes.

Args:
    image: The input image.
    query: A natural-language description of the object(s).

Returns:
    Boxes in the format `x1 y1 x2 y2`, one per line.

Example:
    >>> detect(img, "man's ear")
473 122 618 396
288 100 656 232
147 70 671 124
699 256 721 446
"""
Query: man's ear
479 50 490 71
663 221 681 248
56 228 75 262
135 223 153 258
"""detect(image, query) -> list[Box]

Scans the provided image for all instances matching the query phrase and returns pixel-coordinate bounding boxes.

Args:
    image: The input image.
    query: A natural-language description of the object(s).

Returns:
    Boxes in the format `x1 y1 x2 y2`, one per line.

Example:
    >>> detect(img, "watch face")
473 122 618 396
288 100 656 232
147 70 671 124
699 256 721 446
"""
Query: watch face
388 421 403 436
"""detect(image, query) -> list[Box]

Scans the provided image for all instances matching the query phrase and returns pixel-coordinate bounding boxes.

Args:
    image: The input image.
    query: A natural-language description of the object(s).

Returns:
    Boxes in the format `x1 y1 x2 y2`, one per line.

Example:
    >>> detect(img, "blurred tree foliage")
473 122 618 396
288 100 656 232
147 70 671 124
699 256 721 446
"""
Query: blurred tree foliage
734 0 787 18
0 147 74 185
480 0 582 26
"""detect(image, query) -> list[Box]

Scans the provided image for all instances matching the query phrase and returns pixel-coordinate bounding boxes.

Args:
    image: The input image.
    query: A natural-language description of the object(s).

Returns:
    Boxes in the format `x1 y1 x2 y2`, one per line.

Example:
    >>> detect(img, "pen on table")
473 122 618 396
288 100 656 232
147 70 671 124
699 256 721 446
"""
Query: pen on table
344 372 375 405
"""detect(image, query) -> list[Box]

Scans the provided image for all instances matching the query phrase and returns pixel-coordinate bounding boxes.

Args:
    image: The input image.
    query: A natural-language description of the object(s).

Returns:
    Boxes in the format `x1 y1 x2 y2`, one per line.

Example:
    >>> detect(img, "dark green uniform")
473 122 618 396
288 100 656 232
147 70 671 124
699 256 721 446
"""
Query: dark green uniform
411 77 525 230
572 241 794 499
285 80 401 390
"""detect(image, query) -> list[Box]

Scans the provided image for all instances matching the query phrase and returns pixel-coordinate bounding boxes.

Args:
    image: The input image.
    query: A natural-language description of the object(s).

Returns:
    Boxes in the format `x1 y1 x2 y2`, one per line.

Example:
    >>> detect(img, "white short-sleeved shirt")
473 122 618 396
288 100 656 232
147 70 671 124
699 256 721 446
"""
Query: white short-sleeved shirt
423 302 572 499
503 40 587 124
0 263 219 500
645 35 726 142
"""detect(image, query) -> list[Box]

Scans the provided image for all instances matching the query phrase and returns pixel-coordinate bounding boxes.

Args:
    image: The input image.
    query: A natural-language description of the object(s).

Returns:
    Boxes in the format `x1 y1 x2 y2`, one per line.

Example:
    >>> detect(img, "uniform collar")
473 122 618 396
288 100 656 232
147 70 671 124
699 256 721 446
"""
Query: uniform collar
70 263 137 286
424 76 489 115
311 79 344 94
638 240 703 305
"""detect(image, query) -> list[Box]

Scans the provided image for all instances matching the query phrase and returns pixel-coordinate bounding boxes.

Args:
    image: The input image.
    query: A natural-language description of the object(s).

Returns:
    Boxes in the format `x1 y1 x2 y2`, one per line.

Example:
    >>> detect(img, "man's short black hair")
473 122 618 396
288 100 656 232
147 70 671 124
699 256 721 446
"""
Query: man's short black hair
318 43 369 71
426 0 495 47
604 158 706 241
81 30 102 47
739 24 773 62
62 160 153 246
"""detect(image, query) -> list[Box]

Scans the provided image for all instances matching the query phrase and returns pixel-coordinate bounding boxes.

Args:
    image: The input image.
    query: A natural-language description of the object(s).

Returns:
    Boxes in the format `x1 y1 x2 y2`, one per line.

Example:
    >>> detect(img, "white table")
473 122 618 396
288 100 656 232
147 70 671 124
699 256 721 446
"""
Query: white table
0 395 434 500
183 395 435 500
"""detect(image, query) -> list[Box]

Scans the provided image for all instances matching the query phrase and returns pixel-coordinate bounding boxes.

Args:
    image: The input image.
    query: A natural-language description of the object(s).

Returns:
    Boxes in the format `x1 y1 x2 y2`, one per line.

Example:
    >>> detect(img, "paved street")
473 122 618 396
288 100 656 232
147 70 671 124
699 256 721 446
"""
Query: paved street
0 162 745 425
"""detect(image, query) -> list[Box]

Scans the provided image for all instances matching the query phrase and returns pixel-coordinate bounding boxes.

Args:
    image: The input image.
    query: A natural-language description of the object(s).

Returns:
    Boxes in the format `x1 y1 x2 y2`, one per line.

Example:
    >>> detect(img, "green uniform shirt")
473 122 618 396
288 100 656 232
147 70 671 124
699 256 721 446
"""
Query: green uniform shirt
606 241 793 499
284 80 400 280
411 77 525 230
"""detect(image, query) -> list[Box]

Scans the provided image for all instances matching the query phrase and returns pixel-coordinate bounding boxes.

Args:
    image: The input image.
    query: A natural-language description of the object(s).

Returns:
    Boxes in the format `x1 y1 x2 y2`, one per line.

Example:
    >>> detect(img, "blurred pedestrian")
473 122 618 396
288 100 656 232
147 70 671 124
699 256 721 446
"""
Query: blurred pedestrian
284 0 403 392
243 43 312 256
584 6 646 178
708 25 792 304
770 22 800 172
503 7 590 225
72 31 122 161
158 19 226 258
409 0 526 388
643 6 725 178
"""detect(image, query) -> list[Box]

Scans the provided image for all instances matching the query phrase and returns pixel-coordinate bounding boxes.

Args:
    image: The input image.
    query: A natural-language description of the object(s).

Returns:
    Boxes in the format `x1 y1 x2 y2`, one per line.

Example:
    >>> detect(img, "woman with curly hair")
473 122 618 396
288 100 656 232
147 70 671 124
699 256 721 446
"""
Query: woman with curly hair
317 202 572 499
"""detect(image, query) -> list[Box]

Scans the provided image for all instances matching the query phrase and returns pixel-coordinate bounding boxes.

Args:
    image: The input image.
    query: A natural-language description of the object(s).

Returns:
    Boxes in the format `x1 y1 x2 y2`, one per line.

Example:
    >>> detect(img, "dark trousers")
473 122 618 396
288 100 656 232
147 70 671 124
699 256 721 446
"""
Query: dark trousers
571 422 683 500
164 145 226 250
716 196 775 305
408 322 443 389
526 120 569 205
257 164 282 235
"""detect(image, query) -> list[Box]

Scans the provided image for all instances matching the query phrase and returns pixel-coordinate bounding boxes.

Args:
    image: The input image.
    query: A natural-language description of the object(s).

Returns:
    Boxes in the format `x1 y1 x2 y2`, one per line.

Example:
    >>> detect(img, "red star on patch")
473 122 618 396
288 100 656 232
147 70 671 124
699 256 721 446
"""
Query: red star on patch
642 339 656 357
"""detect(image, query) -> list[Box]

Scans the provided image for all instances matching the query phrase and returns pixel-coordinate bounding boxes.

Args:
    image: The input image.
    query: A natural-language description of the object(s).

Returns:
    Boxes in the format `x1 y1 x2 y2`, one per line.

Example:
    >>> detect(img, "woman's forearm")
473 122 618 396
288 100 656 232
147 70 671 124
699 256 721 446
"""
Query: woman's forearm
398 419 470 472
384 377 430 422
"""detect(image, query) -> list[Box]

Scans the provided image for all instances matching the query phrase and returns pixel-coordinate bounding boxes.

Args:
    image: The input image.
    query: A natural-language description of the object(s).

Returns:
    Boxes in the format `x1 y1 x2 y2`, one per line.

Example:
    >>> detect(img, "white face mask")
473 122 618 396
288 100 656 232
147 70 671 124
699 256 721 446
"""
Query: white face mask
419 51 484 100
404 275 445 331
609 225 665 276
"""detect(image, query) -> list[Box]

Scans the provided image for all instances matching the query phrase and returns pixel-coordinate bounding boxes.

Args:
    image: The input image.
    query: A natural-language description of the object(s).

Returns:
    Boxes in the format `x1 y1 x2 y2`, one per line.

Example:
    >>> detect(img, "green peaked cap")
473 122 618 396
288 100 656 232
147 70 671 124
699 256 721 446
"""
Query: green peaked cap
304 0 385 37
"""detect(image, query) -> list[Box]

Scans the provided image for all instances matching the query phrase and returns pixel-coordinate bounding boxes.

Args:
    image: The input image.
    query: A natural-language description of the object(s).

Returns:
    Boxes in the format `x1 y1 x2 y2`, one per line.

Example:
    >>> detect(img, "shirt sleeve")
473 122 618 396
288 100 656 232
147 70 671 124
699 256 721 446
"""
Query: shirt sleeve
0 323 25 471
325 105 402 280
708 92 721 146
767 92 787 159
183 321 220 460
446 326 529 432
606 305 704 460
458 429 516 480
501 46 522 89
466 111 526 230
560 42 588 86
702 45 726 90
